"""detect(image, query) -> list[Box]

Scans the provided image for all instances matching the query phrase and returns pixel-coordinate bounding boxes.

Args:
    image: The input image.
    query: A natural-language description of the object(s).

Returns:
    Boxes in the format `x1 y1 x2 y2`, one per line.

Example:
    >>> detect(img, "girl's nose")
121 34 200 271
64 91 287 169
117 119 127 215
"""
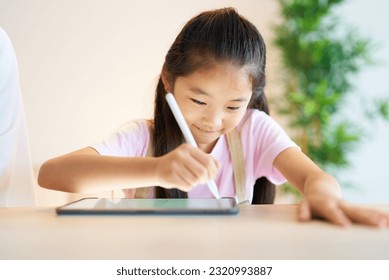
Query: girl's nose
202 109 223 129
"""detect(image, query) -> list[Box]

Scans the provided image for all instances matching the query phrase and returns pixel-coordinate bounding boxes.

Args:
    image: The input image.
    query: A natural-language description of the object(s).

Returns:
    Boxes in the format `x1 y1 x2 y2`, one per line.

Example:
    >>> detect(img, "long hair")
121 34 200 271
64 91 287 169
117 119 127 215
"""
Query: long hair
153 8 275 203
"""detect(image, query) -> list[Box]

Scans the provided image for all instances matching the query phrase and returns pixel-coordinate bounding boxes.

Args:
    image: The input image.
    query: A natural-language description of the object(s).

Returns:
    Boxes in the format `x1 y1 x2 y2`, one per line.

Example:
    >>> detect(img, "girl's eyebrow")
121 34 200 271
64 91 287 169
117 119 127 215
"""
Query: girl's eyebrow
190 87 210 96
190 87 248 102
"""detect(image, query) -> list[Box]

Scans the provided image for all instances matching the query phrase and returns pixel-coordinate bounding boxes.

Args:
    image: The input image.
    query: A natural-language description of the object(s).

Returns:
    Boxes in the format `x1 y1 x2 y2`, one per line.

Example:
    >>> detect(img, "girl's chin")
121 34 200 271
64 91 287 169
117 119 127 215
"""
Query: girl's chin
194 134 218 144
195 137 219 152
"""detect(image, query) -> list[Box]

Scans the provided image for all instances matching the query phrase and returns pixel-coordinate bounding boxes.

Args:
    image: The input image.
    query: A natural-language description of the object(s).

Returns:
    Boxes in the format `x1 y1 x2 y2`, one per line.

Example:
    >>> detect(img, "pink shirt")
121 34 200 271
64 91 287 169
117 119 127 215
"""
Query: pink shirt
92 109 299 202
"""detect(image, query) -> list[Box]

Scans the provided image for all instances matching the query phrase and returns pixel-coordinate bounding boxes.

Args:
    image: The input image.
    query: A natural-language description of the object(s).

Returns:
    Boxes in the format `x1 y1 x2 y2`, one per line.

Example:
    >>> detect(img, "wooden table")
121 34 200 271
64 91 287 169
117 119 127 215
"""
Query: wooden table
1 204 388 259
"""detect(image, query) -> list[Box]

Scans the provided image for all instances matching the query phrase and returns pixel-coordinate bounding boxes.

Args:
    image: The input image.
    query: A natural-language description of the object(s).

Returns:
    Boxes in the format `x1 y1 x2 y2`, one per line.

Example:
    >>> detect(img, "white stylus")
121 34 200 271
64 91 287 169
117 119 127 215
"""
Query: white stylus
165 92 221 199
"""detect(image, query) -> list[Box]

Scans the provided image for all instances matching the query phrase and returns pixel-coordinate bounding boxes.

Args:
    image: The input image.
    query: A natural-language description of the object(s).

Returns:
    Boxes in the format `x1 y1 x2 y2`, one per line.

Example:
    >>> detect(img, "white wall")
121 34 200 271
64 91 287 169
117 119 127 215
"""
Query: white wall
335 0 389 203
1 0 388 205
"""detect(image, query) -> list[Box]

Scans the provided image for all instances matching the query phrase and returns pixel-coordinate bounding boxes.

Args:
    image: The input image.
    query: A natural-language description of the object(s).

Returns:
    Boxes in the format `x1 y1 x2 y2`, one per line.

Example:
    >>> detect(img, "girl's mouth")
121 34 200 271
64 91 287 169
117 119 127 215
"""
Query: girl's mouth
194 125 221 133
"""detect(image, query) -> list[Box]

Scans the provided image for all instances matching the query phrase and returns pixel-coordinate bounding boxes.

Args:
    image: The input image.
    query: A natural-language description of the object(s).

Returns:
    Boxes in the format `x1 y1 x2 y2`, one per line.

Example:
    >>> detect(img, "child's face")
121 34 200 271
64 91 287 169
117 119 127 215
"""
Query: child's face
173 63 252 153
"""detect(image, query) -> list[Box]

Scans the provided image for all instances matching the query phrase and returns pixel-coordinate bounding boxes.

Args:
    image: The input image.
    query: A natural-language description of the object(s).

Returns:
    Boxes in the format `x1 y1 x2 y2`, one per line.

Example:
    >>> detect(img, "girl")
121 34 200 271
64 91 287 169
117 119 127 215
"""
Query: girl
39 8 389 227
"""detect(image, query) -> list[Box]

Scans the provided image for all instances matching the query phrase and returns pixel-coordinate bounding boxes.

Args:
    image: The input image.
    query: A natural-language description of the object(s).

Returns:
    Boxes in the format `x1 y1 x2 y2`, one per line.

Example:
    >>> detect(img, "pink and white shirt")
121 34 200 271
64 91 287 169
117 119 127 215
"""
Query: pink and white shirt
92 109 299 202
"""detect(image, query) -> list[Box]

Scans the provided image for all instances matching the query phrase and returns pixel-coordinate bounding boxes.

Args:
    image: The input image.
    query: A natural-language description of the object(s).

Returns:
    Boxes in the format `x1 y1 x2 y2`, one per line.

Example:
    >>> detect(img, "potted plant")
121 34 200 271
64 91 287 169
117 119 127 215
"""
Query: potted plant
272 0 389 199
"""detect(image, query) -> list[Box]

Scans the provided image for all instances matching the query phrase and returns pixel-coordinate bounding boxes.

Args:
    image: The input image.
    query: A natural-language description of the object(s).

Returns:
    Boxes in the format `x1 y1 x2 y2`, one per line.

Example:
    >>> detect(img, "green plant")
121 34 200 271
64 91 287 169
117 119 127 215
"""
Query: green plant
272 0 389 198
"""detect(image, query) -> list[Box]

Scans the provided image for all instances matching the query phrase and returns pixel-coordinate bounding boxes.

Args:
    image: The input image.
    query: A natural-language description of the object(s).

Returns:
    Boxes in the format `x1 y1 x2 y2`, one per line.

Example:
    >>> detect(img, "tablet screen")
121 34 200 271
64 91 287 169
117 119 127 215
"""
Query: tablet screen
56 198 239 215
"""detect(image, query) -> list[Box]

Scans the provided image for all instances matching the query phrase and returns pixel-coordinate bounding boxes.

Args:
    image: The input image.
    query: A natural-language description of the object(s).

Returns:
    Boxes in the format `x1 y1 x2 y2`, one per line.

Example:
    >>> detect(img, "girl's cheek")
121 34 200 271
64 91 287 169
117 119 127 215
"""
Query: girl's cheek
232 111 246 126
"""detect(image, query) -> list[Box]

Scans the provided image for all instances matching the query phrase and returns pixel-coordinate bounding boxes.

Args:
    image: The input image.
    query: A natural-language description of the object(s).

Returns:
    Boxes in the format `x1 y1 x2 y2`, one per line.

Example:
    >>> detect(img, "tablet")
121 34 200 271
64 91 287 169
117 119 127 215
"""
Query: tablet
56 198 239 215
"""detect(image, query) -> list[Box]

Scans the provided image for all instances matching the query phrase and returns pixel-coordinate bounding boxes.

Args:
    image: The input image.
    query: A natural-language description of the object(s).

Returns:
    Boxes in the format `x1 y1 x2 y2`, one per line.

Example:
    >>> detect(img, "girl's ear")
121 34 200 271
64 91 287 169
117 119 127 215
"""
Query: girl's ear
161 69 172 93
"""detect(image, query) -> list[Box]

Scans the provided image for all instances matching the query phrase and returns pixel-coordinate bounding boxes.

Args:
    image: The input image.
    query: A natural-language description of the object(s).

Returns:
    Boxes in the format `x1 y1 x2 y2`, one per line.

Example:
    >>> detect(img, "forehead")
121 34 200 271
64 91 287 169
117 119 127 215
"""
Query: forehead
184 63 252 92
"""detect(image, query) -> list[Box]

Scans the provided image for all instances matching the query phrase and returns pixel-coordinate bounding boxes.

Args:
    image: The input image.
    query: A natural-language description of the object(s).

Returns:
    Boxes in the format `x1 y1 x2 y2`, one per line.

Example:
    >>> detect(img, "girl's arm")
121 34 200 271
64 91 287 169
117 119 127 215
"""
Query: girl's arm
38 147 160 193
38 144 219 193
273 147 389 227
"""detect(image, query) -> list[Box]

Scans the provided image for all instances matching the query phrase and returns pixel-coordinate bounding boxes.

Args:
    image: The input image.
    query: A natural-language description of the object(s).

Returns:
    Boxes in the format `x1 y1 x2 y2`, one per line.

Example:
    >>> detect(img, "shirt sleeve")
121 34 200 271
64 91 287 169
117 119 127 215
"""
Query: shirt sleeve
90 120 150 158
240 110 300 185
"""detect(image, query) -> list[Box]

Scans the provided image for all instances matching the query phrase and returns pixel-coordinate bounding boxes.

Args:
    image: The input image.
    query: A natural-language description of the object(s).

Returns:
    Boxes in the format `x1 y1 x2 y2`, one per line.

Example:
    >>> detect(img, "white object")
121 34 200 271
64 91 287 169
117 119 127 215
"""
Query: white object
165 92 221 199
0 27 36 207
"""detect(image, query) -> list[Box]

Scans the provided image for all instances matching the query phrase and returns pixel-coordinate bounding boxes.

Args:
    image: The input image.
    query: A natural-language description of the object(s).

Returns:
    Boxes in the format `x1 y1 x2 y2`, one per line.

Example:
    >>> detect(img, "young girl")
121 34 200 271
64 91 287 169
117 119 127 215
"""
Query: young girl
38 7 388 227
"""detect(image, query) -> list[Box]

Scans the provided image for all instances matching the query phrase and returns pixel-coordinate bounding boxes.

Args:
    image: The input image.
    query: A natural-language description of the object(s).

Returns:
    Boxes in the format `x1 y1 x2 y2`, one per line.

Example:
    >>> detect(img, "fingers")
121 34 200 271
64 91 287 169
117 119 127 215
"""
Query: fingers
188 145 220 179
178 144 219 187
297 199 311 222
340 202 389 228
320 204 352 227
174 161 202 189
298 198 351 227
299 196 389 228
156 144 220 191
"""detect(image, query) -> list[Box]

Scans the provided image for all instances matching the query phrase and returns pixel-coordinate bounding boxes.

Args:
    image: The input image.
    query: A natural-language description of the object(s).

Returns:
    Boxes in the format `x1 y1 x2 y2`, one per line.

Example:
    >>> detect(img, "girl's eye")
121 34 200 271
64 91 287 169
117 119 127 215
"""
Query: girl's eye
227 106 240 111
190 98 206 105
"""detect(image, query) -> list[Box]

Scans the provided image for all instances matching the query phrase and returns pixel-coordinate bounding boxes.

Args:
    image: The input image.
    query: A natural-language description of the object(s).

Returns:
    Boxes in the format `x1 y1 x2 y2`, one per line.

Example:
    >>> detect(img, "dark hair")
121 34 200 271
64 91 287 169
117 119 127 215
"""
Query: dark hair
153 7 275 204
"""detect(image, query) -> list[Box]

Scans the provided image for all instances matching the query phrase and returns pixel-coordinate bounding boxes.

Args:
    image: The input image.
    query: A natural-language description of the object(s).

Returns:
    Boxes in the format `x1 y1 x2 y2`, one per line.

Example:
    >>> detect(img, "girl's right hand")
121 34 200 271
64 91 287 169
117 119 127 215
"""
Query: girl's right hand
155 143 220 192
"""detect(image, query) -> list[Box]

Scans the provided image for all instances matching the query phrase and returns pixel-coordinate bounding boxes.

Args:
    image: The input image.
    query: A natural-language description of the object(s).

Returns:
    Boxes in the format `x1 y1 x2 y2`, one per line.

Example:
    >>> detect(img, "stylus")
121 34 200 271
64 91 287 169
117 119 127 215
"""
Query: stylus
165 92 221 199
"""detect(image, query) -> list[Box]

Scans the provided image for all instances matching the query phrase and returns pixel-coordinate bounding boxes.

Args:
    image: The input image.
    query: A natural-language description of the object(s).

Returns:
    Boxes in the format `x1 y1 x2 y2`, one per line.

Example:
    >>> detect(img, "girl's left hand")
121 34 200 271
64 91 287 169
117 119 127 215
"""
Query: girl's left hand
274 147 389 227
298 195 389 227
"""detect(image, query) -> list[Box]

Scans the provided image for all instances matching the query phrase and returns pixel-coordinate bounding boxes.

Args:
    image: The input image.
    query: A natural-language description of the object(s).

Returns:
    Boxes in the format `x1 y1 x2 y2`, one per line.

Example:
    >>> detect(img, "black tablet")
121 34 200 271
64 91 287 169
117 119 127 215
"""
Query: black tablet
56 197 239 215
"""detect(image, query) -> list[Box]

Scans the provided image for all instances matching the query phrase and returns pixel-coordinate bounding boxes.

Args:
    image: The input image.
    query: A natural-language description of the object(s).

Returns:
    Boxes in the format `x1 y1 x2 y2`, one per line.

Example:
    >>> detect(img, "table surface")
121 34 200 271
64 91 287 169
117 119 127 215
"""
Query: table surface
1 204 388 260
